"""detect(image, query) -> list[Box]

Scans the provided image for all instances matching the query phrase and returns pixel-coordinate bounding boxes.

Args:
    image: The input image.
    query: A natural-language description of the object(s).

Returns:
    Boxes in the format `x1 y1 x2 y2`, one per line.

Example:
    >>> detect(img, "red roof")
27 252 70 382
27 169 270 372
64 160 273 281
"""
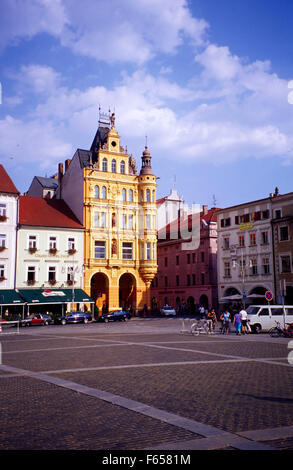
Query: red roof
0 165 19 194
19 196 83 229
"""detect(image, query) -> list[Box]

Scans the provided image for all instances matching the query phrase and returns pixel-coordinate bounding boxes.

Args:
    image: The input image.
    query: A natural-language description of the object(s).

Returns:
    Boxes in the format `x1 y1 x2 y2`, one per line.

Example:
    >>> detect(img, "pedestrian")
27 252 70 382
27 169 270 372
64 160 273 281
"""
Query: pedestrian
221 309 231 334
207 308 217 332
199 305 205 319
240 306 249 334
233 311 242 335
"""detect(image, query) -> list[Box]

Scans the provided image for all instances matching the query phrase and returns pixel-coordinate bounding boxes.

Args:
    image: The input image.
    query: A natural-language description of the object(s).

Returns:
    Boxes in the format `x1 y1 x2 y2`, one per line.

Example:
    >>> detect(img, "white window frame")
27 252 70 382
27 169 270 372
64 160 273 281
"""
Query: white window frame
122 242 133 260
48 265 58 282
48 235 58 250
26 264 38 283
94 241 106 259
0 203 7 217
0 234 6 248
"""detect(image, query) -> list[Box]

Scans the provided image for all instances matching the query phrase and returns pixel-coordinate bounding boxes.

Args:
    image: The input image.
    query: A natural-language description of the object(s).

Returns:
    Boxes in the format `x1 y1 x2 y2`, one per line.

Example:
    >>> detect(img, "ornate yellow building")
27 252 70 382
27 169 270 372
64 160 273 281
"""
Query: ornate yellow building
56 111 157 314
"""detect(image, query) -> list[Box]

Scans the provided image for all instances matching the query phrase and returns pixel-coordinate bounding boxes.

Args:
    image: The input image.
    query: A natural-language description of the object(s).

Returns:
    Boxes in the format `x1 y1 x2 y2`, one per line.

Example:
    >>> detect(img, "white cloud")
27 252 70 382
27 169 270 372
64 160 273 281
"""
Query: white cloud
0 0 68 51
0 0 208 64
17 65 62 95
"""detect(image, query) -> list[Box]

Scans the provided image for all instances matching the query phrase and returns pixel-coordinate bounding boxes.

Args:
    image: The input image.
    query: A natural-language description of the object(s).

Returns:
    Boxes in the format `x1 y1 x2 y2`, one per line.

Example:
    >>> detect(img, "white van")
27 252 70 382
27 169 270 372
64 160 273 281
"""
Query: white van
246 305 293 333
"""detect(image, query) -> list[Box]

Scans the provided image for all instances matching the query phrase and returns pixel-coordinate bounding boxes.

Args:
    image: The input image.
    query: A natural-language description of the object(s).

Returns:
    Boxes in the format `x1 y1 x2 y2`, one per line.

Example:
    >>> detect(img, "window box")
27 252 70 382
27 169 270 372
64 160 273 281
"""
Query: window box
0 215 7 222
68 249 77 255
28 247 38 254
49 248 58 255
0 246 6 252
48 279 57 285
27 279 36 286
0 276 6 282
67 280 76 286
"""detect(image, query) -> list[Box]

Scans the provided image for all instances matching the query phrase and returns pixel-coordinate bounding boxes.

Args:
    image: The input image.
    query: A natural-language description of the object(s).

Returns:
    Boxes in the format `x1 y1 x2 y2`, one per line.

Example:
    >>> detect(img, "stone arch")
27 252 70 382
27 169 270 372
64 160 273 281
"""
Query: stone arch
118 272 137 312
90 272 109 316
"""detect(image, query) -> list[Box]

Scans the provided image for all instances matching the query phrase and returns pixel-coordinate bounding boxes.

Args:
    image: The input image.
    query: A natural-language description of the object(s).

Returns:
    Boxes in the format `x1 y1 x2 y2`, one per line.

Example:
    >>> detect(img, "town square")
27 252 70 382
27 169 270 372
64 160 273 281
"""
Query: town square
0 0 293 460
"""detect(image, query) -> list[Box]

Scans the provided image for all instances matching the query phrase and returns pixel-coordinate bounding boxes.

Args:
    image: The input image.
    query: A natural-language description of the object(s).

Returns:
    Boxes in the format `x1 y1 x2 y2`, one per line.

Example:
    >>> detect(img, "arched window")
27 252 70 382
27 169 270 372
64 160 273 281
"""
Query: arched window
146 189 151 202
128 189 133 202
112 159 116 172
94 185 99 198
102 158 107 172
101 186 107 199
120 160 125 174
122 188 126 202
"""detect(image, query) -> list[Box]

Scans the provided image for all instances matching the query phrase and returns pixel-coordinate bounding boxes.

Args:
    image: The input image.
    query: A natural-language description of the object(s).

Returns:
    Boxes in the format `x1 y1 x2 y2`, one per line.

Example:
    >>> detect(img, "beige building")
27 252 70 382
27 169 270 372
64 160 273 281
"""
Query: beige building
56 111 158 314
271 191 293 304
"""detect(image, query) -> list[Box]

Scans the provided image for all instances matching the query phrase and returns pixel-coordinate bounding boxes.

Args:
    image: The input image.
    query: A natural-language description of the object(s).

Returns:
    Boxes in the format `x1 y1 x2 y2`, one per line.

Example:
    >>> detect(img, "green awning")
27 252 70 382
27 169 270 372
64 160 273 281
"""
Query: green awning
0 290 26 305
17 288 94 305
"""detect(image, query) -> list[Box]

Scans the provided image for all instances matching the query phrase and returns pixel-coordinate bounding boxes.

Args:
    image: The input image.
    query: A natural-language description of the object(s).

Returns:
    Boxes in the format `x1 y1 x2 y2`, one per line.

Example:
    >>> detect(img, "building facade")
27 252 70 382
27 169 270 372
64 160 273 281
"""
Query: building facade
151 205 218 313
0 165 19 289
271 191 293 304
56 112 158 314
217 196 274 309
16 196 86 315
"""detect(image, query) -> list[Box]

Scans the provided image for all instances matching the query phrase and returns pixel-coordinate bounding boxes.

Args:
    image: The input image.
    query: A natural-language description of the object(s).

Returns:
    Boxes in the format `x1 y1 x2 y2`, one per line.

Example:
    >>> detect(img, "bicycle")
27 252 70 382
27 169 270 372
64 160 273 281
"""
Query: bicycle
269 321 293 338
190 319 210 336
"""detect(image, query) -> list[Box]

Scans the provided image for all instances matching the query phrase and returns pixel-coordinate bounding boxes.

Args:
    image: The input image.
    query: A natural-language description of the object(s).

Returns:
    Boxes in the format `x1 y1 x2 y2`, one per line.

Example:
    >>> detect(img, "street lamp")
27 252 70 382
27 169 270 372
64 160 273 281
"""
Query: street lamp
231 248 251 309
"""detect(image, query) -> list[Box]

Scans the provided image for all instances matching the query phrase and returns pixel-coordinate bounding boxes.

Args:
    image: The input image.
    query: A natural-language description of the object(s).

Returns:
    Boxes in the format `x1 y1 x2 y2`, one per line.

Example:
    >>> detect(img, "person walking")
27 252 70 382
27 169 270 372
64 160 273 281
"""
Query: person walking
233 311 242 335
207 308 217 333
221 310 230 334
240 307 249 334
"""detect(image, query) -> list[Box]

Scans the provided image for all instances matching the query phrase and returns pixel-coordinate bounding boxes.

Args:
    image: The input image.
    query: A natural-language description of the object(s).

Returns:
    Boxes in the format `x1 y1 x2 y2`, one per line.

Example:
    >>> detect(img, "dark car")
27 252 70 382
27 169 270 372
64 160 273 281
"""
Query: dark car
100 310 131 322
55 311 92 325
20 313 53 327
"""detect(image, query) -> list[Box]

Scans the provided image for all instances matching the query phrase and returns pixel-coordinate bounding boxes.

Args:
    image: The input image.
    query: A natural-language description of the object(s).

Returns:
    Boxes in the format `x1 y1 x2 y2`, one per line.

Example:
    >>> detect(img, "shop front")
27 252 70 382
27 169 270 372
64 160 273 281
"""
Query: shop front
17 288 95 318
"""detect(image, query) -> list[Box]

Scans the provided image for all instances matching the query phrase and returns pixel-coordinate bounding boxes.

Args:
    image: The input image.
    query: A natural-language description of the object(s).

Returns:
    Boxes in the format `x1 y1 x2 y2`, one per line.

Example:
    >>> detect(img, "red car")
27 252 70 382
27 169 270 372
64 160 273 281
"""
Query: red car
20 314 52 327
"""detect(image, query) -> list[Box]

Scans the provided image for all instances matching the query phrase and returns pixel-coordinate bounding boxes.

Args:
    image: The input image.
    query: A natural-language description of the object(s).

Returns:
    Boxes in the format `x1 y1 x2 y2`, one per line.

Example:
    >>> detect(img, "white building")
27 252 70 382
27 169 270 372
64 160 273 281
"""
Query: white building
217 194 275 309
0 165 19 289
16 196 88 315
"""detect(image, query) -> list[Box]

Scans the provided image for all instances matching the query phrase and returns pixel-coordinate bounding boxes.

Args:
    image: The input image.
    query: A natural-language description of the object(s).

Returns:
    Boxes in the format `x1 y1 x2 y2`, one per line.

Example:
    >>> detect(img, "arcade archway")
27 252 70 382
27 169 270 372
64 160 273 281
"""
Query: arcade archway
90 273 109 315
119 273 136 312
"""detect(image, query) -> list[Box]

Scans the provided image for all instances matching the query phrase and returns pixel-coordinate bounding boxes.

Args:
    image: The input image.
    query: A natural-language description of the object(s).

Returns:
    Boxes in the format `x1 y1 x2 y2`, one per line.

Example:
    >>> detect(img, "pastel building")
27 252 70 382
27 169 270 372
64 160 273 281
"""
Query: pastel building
0 165 19 289
56 111 158 314
217 192 275 309
151 205 219 312
16 196 89 315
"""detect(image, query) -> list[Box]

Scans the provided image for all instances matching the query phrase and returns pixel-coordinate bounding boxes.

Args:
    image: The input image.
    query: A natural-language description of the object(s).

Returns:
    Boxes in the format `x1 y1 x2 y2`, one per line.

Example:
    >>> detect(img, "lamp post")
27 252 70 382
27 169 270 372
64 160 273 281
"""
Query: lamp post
232 247 247 309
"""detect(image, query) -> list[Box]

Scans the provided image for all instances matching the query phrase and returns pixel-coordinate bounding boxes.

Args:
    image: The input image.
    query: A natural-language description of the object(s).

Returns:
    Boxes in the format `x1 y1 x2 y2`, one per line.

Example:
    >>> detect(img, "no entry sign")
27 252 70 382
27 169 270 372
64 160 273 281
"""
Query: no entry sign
265 290 273 302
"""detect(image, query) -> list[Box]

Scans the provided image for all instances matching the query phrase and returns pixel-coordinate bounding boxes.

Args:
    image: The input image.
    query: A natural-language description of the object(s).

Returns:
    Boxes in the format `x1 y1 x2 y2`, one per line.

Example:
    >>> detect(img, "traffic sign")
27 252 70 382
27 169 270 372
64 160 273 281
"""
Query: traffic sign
265 290 273 302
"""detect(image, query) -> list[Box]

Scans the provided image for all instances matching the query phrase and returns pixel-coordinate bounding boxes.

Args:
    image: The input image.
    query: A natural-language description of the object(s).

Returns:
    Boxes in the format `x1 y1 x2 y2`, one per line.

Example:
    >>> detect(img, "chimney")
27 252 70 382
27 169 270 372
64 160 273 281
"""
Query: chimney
65 159 71 172
58 163 64 185
202 205 208 215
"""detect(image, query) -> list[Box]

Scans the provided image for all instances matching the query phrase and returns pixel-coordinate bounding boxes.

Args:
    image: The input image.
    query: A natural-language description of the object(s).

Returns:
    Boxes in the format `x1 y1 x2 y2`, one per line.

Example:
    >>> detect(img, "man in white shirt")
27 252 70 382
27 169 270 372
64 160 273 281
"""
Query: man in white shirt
239 308 249 334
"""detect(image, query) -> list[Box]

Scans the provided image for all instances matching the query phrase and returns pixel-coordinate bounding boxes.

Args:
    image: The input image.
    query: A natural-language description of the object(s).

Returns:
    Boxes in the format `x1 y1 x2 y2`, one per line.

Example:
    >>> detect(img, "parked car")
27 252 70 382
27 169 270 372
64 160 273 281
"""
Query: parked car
20 313 53 327
160 306 176 316
99 310 131 322
55 311 92 325
247 305 293 333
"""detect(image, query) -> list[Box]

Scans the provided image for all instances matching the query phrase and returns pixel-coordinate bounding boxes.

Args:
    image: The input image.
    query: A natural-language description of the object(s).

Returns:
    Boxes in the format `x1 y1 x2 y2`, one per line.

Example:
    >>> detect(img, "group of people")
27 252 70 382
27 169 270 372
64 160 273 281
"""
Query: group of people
204 307 250 335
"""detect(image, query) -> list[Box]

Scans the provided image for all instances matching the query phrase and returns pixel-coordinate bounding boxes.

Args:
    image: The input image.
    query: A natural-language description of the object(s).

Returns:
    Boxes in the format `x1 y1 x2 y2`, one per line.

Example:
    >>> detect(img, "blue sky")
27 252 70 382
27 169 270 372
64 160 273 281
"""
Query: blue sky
0 0 293 209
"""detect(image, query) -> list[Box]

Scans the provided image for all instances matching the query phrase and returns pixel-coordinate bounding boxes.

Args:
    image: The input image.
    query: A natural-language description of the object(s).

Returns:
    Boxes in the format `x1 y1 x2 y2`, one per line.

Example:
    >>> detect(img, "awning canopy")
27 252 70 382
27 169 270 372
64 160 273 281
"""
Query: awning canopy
220 294 243 301
17 288 94 305
0 290 26 305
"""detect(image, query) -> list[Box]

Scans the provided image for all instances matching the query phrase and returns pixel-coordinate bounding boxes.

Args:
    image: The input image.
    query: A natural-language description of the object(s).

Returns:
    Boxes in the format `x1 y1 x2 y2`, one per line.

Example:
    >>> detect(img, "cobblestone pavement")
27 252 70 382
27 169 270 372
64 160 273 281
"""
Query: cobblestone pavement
0 317 293 454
